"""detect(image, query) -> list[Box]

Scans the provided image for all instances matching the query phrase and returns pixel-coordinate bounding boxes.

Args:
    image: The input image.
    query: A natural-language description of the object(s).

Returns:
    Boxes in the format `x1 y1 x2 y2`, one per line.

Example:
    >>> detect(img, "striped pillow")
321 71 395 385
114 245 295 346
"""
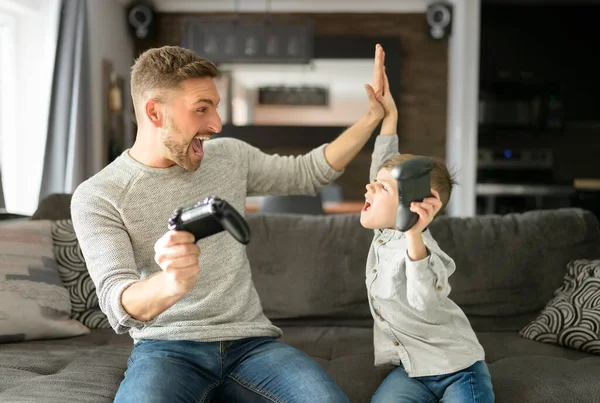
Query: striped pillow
52 219 110 329
0 220 90 343
520 259 600 354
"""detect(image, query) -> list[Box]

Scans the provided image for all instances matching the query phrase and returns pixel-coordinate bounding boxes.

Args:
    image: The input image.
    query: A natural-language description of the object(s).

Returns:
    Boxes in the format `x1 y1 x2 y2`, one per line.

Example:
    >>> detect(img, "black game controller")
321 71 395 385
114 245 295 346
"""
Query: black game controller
168 197 251 245
391 157 435 232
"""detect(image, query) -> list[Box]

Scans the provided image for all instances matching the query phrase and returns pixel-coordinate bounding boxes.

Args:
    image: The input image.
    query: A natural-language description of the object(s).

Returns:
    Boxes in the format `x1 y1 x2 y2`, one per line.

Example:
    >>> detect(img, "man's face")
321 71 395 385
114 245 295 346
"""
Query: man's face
360 168 399 230
160 77 222 171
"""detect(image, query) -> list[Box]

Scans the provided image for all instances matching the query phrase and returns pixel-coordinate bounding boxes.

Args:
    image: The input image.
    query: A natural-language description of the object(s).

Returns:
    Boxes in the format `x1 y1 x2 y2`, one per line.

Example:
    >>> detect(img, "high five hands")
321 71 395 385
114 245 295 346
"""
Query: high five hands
365 44 398 125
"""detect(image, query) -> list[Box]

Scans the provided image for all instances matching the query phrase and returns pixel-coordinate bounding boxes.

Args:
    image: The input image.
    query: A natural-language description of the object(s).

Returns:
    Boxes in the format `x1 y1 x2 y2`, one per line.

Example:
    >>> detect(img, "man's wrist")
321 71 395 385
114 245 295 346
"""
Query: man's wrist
363 111 383 127
155 271 196 298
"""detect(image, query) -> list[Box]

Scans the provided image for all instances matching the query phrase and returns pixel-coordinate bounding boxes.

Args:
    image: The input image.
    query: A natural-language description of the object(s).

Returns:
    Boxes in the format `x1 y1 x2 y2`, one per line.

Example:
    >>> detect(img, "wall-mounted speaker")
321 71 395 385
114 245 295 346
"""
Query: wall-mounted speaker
126 1 158 40
426 2 453 40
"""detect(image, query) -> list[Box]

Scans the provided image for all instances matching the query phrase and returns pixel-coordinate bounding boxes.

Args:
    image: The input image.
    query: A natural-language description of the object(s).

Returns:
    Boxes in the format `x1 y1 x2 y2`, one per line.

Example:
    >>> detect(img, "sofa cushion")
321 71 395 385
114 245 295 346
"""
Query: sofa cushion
428 208 600 319
488 355 600 403
246 213 373 321
2 327 600 403
0 329 131 402
52 219 110 329
477 331 592 363
0 220 89 343
519 259 600 354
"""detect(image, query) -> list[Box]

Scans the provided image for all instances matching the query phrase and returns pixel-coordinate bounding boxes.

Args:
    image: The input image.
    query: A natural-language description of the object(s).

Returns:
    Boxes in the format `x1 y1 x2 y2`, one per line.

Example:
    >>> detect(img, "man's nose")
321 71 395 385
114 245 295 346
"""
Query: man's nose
209 111 222 134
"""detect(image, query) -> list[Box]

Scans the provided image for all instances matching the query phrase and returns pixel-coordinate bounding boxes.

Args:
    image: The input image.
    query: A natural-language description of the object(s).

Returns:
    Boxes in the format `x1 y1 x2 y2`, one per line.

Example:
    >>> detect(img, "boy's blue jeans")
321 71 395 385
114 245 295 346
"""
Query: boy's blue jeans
113 336 349 403
371 360 495 403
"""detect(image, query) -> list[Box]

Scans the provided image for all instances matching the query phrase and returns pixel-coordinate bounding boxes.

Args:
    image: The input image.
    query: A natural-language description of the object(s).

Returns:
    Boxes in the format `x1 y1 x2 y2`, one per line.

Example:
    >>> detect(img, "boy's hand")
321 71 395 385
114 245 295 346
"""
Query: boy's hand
406 189 443 236
371 44 397 118
372 44 385 96
363 43 385 122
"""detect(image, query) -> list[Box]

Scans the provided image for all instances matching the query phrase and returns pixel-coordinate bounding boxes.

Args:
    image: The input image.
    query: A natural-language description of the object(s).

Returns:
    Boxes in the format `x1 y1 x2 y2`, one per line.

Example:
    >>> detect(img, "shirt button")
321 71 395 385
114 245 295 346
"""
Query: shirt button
372 269 377 273
378 239 383 244
393 341 399 346
436 285 443 292
379 316 384 321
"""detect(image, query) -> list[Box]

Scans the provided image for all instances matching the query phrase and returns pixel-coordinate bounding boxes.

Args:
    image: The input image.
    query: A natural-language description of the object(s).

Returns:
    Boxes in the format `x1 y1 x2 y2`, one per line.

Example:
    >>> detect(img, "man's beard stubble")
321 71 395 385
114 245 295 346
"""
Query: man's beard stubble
161 115 201 172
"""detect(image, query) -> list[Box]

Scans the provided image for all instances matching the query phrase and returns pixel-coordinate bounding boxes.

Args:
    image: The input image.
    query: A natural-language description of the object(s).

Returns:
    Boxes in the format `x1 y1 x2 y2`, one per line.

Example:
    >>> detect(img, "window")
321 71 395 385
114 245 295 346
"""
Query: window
0 11 16 211
0 0 60 215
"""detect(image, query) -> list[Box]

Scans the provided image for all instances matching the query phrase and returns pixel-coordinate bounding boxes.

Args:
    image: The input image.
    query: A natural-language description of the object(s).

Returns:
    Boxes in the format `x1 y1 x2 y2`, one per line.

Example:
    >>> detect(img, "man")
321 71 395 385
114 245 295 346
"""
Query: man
72 44 386 403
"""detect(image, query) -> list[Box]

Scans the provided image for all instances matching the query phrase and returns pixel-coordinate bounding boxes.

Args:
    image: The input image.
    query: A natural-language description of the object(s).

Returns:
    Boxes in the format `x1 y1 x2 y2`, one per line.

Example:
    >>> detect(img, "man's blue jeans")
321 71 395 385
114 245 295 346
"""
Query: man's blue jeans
113 337 349 403
371 360 494 403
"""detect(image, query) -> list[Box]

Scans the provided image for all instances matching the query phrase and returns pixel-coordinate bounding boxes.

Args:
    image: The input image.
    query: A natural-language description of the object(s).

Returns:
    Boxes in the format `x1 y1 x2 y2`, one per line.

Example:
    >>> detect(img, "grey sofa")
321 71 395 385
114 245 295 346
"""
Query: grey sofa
2 194 600 402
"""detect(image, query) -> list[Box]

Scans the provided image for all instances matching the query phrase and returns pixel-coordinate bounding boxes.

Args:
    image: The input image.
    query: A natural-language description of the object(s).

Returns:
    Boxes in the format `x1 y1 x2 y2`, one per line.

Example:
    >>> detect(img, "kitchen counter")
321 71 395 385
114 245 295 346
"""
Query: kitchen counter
476 183 575 197
246 201 364 214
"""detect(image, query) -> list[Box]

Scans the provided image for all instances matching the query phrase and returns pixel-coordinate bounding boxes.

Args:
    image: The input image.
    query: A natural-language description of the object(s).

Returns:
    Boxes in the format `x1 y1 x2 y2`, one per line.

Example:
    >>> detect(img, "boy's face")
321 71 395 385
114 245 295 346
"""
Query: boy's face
360 168 398 230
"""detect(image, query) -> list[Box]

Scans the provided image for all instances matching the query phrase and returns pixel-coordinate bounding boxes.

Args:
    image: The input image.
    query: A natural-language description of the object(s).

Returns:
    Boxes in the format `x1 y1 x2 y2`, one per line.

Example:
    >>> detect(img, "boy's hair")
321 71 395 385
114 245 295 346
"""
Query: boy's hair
380 154 457 212
130 46 219 117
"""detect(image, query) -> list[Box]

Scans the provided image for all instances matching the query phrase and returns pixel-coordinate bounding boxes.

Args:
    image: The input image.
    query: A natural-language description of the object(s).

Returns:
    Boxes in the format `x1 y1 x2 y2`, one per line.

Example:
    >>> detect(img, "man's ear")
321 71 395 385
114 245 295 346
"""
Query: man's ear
144 98 164 129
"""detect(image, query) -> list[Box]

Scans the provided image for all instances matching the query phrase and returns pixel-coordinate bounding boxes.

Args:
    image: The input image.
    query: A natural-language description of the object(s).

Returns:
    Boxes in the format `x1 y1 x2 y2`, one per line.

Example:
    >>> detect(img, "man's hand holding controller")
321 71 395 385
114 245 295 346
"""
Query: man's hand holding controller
153 230 200 297
120 229 200 323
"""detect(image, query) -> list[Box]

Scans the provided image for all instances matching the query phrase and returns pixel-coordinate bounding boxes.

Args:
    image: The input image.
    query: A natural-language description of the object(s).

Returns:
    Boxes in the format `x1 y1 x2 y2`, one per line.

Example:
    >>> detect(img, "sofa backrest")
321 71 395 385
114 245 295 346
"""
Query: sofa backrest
245 213 373 323
244 208 600 330
33 195 600 331
427 208 600 318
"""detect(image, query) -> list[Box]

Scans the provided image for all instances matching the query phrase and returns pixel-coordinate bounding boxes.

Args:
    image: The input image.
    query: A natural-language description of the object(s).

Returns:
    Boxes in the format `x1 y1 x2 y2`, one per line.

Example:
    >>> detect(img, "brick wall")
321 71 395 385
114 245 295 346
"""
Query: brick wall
134 13 449 201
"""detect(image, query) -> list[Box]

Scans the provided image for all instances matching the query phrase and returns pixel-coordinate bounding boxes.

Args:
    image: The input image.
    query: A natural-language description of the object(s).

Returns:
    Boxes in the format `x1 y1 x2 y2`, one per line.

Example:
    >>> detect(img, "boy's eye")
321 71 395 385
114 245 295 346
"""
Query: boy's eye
197 108 207 113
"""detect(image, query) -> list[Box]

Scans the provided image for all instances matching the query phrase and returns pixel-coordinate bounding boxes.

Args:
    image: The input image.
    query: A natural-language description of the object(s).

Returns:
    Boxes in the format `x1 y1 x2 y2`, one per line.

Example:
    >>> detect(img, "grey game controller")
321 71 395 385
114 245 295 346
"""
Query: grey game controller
391 157 435 232
168 197 251 245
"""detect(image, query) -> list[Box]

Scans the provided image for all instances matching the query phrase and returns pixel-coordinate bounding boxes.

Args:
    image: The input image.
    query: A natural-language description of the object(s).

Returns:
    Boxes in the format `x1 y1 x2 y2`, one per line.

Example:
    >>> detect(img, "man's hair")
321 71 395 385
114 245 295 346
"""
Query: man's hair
380 154 457 212
130 45 219 115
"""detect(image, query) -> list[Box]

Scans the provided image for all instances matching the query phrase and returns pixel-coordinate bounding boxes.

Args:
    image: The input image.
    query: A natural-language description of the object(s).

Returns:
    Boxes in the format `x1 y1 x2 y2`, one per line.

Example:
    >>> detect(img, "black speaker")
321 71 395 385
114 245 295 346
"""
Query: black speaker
426 2 453 40
126 1 158 40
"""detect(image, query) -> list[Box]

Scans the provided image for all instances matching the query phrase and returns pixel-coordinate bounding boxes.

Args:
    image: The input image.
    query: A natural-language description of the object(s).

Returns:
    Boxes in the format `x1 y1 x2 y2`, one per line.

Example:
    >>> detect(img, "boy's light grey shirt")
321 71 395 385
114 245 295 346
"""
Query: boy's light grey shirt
367 135 485 377
71 137 341 343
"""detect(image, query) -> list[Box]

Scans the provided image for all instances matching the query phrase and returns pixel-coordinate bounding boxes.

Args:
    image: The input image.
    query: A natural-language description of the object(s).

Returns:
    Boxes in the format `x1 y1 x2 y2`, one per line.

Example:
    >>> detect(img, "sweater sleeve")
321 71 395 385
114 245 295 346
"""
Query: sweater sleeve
370 135 399 182
235 140 343 196
71 183 155 334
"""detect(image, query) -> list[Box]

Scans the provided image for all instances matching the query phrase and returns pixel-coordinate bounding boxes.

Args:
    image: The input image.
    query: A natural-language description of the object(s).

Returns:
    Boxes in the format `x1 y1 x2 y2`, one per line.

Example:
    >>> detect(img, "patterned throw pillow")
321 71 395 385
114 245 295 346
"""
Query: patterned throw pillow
0 220 90 343
52 219 110 329
520 259 600 354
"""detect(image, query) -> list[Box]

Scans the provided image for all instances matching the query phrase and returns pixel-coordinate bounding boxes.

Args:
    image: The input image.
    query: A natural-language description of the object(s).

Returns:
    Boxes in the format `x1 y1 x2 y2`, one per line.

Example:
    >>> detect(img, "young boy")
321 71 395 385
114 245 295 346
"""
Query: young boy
362 52 495 403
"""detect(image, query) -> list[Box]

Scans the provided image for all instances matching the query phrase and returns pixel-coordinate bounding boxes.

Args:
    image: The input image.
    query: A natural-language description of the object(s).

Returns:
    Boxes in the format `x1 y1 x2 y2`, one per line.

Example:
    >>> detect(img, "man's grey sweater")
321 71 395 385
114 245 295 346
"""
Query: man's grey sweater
71 137 341 343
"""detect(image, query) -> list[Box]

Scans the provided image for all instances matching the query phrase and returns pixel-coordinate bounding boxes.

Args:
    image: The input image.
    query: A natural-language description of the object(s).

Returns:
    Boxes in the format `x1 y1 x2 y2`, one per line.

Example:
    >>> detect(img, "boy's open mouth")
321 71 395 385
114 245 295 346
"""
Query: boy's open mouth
362 201 372 212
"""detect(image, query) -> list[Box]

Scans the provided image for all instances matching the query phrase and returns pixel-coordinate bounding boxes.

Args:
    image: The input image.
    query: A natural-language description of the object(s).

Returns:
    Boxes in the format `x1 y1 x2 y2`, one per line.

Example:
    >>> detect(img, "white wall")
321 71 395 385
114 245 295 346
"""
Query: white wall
87 0 134 175
223 59 374 126
252 101 367 126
